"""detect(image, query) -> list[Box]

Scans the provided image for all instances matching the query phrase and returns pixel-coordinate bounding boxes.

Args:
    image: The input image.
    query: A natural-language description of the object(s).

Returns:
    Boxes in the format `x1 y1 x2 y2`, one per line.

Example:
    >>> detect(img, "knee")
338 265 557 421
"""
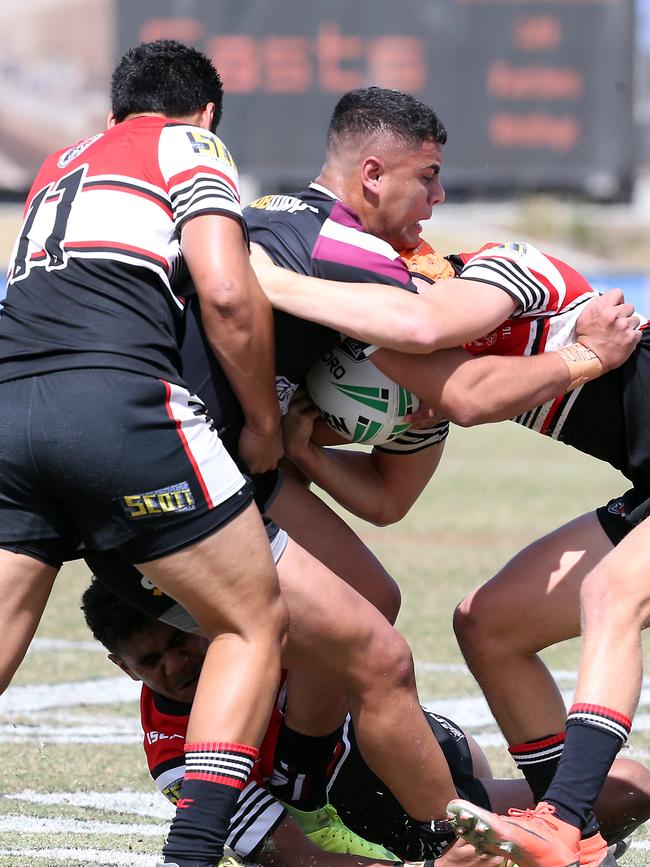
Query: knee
364 626 416 691
453 588 499 660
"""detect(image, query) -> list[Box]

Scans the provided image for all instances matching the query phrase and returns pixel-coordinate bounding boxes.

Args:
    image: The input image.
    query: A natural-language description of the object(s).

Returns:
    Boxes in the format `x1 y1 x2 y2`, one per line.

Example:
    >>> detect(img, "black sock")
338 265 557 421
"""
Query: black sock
269 722 343 810
544 704 631 835
162 741 257 866
508 732 565 803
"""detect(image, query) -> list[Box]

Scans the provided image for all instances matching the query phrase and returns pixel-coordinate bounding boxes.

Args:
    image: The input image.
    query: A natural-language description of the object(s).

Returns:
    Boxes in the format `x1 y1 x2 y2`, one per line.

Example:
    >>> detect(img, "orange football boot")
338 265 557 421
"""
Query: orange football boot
447 799 580 867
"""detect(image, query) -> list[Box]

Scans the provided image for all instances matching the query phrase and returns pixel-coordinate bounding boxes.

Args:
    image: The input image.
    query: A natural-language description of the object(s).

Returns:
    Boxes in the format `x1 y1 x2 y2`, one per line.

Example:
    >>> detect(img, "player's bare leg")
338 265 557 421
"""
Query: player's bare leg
276 537 457 823
454 512 613 745
452 516 650 866
270 472 403 776
269 471 401 622
137 502 288 866
0 550 58 693
574 514 650 718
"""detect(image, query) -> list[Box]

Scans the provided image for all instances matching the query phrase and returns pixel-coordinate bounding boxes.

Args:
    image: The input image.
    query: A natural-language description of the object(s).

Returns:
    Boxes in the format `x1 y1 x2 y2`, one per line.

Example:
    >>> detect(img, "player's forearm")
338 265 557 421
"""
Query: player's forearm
287 444 399 525
256 253 517 354
261 265 438 353
437 352 572 426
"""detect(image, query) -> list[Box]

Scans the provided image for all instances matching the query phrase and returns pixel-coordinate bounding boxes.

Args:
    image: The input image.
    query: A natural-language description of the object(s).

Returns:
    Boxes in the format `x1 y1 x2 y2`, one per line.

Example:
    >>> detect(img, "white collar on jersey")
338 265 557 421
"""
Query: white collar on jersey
309 182 339 200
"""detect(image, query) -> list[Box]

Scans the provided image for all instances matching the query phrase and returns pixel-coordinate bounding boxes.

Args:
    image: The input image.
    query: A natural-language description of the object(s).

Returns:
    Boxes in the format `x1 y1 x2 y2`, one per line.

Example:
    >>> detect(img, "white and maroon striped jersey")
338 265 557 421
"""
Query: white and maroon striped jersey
245 185 443 453
1 116 244 384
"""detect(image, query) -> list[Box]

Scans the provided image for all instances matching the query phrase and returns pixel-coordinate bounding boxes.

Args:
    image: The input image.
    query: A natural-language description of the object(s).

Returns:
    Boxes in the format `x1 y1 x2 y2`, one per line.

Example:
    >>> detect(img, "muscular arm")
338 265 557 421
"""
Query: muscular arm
281 391 444 525
251 242 517 354
182 215 281 472
372 346 573 427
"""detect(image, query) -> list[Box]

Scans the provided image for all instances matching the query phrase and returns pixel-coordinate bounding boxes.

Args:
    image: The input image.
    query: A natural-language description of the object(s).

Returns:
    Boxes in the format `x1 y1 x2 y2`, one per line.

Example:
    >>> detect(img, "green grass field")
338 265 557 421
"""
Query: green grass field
1 422 648 866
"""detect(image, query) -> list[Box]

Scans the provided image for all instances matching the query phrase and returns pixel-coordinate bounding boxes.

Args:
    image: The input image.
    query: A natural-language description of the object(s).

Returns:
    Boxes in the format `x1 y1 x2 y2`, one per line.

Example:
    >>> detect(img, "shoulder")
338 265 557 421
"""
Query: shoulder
314 201 412 287
158 124 239 190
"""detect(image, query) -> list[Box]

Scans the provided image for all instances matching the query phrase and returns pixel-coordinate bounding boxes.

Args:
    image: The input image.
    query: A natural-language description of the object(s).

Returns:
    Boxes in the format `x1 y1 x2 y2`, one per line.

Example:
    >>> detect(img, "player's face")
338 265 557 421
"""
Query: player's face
373 139 445 251
117 624 208 704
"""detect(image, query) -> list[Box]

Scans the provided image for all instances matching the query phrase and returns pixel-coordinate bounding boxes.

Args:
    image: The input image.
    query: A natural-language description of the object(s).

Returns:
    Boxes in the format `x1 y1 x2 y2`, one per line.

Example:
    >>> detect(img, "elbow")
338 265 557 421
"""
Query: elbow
440 392 490 427
209 278 241 320
367 500 411 527
404 316 443 354
204 276 267 321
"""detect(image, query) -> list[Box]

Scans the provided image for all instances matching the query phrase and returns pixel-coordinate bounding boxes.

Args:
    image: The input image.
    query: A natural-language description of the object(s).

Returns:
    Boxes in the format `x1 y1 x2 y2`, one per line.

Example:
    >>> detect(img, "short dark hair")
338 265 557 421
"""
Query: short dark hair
327 86 447 152
111 39 224 129
81 579 158 656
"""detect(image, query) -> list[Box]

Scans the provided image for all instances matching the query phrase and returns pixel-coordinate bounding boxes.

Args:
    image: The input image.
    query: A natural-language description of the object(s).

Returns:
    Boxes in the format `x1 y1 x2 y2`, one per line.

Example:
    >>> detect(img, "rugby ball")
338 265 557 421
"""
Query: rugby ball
305 339 419 445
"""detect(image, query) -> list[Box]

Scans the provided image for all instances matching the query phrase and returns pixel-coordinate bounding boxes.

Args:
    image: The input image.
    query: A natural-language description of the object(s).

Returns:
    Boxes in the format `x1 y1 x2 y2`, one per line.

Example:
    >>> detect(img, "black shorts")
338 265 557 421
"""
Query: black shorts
0 369 250 564
85 516 288 632
328 710 490 861
596 488 650 546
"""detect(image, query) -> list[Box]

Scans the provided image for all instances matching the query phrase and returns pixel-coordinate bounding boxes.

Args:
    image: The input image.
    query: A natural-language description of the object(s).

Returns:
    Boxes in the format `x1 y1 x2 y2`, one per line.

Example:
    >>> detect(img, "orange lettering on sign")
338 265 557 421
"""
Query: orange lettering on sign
263 37 312 92
141 19 428 95
316 22 364 91
206 36 260 93
513 15 562 50
488 60 583 99
368 37 427 91
490 112 581 151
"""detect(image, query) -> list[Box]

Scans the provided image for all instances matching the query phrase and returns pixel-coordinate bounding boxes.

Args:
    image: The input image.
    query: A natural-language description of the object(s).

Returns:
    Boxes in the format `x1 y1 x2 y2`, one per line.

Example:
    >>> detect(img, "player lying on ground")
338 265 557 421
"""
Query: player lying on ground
81 579 650 867
261 237 650 865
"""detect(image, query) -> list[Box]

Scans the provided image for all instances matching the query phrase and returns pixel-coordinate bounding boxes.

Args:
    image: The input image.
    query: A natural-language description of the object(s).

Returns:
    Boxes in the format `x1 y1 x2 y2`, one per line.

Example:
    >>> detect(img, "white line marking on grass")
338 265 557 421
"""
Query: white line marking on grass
29 638 104 653
0 722 140 744
424 687 650 732
10 789 175 820
0 677 139 713
0 815 166 836
0 848 155 866
416 661 650 688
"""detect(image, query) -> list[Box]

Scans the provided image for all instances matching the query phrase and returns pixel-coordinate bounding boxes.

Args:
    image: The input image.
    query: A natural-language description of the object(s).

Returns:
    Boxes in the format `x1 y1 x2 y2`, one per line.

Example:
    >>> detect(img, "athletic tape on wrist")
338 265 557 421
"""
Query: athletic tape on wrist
557 342 603 392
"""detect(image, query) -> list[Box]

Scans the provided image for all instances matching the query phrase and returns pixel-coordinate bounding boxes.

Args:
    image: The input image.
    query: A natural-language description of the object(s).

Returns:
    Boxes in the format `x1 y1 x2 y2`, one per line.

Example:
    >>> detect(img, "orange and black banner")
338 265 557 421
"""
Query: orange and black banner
117 0 635 198
0 0 635 199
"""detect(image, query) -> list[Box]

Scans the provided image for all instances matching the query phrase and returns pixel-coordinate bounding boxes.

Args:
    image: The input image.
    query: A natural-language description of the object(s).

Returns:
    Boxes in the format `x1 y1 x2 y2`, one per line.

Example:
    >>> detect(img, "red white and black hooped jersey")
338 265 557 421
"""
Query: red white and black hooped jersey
1 116 244 384
244 184 447 454
447 241 650 487
141 683 285 858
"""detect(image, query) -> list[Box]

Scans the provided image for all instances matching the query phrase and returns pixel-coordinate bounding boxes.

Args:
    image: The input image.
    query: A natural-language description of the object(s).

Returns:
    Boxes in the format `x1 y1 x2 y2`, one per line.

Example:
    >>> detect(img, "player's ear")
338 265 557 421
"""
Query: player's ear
361 156 383 192
106 111 117 129
198 102 216 131
108 653 140 682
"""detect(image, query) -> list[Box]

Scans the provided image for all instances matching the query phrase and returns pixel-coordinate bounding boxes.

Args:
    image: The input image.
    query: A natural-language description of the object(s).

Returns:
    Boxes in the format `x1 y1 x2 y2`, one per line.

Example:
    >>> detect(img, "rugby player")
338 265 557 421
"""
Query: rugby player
0 39 288 867
265 237 650 865
81 578 650 867
236 88 640 831
355 243 650 867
